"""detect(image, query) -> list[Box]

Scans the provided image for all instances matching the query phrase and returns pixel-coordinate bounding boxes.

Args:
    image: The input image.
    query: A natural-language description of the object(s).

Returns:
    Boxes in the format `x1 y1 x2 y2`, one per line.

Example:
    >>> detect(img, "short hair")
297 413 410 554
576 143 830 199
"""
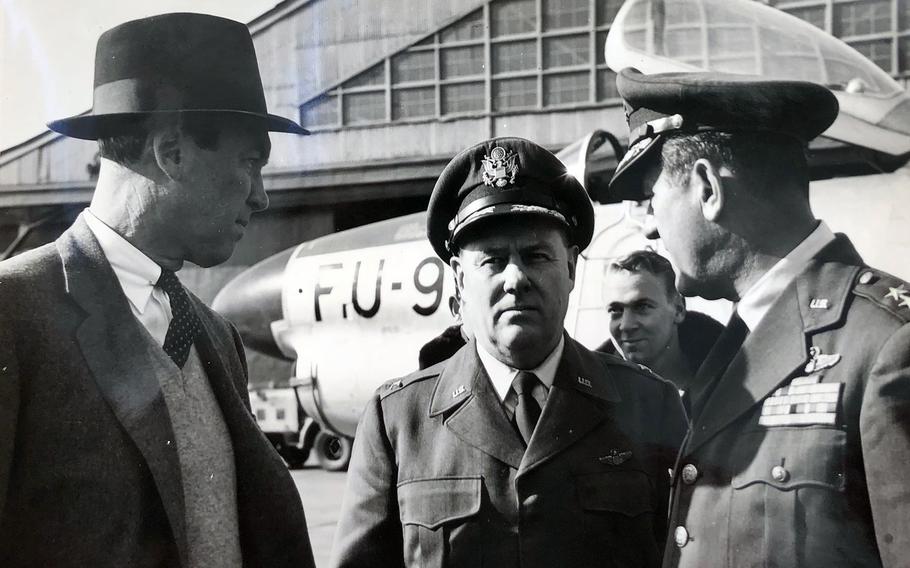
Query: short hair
97 113 227 165
607 250 679 300
659 130 809 197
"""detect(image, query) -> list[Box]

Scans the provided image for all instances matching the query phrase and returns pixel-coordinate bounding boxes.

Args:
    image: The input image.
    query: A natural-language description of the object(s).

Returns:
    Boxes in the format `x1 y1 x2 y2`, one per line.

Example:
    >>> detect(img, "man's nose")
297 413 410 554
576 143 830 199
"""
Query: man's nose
502 261 530 293
249 172 269 212
642 199 660 240
619 310 639 331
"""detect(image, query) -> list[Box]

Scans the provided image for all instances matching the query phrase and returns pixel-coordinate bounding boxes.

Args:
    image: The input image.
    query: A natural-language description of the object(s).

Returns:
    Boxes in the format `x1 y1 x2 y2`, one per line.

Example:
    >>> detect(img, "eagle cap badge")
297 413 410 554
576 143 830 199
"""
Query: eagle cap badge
481 146 519 188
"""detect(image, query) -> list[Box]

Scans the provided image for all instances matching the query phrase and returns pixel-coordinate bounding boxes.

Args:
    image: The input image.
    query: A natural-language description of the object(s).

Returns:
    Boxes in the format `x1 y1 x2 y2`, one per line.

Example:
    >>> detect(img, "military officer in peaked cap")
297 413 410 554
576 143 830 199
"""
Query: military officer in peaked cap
610 68 910 567
332 137 687 568
0 13 314 568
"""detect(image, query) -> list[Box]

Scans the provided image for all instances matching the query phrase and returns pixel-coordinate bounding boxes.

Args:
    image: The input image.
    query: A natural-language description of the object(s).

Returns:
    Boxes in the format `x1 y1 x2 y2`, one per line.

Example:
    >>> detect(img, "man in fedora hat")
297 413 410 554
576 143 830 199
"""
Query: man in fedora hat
610 68 910 567
332 137 686 568
0 13 314 568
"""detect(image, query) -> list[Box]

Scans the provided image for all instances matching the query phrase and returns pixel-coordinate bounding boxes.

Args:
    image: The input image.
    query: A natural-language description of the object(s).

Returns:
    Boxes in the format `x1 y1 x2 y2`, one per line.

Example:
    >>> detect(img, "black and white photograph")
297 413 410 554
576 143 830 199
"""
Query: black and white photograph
1 0 908 566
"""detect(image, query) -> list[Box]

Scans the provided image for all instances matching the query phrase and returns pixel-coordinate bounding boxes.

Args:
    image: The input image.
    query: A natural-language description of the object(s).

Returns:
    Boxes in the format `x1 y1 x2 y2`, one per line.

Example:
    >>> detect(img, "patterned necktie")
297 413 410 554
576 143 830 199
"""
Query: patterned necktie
156 269 201 368
511 371 543 445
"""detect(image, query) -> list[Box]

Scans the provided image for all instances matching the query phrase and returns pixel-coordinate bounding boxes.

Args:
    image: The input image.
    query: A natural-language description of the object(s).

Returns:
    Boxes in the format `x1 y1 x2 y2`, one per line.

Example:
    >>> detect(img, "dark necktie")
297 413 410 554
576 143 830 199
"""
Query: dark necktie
511 371 542 445
156 269 201 368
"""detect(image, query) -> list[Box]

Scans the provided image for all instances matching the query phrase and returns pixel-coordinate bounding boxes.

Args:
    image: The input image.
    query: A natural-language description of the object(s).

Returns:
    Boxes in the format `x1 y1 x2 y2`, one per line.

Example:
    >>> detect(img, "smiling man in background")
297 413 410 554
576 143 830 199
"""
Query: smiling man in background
332 137 686 568
0 13 314 568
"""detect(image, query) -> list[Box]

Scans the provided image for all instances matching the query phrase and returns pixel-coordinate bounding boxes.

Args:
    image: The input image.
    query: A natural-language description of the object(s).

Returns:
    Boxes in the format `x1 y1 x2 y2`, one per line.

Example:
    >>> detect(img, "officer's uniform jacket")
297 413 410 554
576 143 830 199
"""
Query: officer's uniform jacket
332 335 687 568
665 236 910 568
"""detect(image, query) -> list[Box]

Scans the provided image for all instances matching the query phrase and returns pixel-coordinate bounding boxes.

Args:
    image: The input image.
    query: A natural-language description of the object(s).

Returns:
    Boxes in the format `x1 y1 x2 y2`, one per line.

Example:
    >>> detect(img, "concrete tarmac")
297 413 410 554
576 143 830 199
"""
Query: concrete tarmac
292 463 348 567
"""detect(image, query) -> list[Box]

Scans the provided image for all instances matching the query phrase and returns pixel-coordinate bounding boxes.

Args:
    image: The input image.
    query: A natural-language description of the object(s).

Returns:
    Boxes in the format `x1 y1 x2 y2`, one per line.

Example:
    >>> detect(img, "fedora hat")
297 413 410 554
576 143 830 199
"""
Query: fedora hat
48 13 309 140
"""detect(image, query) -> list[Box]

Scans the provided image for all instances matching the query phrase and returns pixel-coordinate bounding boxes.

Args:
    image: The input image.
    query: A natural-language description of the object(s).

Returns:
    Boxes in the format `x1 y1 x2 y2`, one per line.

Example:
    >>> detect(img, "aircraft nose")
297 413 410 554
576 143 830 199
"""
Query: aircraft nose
213 247 295 360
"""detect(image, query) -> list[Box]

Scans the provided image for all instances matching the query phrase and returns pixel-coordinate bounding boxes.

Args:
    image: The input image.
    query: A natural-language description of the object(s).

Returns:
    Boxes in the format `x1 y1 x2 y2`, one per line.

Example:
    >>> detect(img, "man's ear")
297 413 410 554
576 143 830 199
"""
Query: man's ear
449 255 464 295
690 158 725 222
567 245 579 284
151 126 184 181
672 293 686 324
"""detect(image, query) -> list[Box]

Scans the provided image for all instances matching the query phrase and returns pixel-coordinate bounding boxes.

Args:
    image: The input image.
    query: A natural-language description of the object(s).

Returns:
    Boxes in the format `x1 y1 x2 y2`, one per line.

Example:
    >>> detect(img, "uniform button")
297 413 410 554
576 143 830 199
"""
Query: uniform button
858 271 874 284
771 465 789 482
674 526 689 548
681 464 698 485
523 494 538 507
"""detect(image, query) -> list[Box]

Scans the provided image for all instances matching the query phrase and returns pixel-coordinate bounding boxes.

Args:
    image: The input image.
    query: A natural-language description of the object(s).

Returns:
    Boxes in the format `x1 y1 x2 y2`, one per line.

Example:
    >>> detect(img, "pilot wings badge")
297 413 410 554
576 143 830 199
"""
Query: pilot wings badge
803 346 842 374
481 146 519 188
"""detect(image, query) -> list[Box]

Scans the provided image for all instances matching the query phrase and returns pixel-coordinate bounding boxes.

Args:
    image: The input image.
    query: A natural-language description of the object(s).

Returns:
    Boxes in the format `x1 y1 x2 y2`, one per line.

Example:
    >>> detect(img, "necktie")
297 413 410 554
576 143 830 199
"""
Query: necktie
511 371 542 445
156 269 201 368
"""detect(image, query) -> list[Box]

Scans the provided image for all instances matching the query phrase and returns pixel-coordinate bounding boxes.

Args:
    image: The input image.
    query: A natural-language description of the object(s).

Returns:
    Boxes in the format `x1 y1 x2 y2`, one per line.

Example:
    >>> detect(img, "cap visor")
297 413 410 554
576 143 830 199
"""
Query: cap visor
451 203 569 242
606 135 663 203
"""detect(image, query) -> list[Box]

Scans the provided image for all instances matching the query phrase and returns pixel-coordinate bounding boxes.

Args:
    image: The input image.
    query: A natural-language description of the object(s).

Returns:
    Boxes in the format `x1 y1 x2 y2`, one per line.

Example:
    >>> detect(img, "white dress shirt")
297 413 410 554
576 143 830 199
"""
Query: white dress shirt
737 221 836 331
477 334 565 417
83 209 172 345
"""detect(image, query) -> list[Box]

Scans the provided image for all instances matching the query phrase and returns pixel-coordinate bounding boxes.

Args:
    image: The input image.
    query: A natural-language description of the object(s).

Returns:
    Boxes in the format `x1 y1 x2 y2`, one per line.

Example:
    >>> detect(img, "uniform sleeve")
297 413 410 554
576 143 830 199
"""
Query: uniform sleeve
860 321 910 567
330 393 404 568
654 381 688 551
227 322 253 412
0 319 20 520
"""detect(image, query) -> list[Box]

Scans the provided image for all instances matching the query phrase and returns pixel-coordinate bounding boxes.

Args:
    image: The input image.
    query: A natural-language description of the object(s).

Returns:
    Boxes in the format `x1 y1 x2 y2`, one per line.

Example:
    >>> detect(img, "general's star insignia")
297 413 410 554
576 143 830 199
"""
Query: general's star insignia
884 285 907 301
900 296 910 310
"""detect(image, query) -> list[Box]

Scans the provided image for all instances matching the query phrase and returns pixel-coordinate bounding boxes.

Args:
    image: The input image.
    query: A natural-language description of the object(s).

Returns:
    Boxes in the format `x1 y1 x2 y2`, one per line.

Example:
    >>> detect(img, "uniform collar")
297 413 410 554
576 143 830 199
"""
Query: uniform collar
476 335 565 401
83 208 162 314
737 221 835 331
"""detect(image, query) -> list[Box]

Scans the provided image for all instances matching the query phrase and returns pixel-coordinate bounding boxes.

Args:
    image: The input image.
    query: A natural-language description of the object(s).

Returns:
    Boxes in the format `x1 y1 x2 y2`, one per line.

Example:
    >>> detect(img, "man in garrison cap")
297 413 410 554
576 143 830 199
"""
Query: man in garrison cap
610 68 910 568
332 137 687 568
0 14 315 568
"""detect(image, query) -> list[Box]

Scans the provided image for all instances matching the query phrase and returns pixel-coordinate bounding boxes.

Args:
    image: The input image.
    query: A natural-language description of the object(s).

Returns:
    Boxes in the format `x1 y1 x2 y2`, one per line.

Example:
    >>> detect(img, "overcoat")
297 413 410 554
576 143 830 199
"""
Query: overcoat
332 336 687 568
0 216 315 568
665 236 910 568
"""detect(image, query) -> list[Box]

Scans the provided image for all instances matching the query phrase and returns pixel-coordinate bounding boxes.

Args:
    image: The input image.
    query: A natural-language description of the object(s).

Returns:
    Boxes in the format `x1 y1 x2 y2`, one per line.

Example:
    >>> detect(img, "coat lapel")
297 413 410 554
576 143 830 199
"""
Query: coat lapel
519 339 618 475
58 217 188 563
688 236 862 452
430 344 525 469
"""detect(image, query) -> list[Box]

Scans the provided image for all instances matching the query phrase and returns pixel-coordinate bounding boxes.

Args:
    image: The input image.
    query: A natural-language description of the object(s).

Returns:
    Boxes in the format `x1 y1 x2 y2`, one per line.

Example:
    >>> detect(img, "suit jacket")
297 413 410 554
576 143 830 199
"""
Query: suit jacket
0 217 315 568
332 336 687 568
664 236 910 568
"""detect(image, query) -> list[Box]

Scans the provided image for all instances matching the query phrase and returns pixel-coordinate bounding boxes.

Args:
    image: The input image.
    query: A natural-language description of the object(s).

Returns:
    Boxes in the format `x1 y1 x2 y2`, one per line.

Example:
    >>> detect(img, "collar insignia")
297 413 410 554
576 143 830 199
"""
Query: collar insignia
481 146 518 188
577 376 592 388
599 449 632 466
452 384 467 398
803 346 842 374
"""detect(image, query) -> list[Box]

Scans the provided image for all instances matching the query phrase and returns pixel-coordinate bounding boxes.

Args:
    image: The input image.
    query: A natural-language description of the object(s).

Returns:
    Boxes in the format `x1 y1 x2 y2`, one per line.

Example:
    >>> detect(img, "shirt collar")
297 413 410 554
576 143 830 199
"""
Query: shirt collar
477 334 565 402
83 208 163 314
737 221 835 331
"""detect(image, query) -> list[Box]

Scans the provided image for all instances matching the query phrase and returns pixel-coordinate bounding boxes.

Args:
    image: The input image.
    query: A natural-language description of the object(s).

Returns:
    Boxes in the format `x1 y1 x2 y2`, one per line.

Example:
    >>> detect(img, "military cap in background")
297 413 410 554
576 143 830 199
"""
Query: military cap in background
48 13 309 140
608 68 839 202
427 137 595 261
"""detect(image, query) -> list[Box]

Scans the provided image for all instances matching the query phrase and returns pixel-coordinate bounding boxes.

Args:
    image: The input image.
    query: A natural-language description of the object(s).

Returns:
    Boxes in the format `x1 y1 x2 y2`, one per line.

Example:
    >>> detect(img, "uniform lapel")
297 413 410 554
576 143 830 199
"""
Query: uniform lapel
519 339 618 475
431 343 525 469
58 217 188 563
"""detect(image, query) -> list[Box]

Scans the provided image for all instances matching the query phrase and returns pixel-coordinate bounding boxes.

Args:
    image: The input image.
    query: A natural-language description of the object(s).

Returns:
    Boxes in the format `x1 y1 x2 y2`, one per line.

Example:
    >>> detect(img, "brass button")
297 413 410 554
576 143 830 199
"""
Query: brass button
681 464 698 485
674 526 689 548
771 465 789 482
858 271 874 285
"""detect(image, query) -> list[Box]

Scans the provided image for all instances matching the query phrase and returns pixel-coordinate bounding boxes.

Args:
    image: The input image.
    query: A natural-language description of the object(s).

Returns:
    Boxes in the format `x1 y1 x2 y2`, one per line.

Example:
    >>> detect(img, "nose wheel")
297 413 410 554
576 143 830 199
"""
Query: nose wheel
313 430 352 472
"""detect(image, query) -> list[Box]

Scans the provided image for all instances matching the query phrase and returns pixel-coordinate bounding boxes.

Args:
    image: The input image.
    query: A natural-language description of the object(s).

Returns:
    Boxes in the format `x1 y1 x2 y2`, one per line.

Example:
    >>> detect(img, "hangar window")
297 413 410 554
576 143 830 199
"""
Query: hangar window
596 0 624 26
834 0 893 37
442 82 486 114
544 71 590 105
343 91 386 124
393 87 436 120
441 9 485 42
849 38 894 73
543 0 590 30
783 6 827 30
441 45 485 79
543 33 590 68
492 0 537 37
392 51 436 83
596 69 619 101
301 95 339 129
492 40 538 73
493 76 538 110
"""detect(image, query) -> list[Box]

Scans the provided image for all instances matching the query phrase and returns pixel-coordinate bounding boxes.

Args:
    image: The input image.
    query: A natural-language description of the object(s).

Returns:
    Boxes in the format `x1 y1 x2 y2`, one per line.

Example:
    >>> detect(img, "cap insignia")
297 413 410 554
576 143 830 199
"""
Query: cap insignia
481 146 518 188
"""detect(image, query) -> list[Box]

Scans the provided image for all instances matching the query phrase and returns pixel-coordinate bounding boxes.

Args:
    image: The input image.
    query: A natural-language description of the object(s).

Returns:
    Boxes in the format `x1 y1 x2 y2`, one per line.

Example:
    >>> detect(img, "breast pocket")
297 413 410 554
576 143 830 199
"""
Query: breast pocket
730 428 847 565
397 476 482 568
576 469 658 568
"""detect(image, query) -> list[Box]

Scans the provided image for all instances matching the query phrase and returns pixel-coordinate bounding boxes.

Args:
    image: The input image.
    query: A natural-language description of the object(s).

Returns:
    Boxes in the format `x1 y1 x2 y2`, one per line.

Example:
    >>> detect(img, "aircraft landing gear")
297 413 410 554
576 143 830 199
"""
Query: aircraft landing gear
313 431 352 472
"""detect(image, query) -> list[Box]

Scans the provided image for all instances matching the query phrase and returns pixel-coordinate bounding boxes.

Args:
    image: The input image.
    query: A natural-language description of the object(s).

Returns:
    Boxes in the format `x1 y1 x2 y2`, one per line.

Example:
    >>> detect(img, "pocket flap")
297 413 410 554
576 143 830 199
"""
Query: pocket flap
398 476 482 529
576 470 654 516
731 428 845 491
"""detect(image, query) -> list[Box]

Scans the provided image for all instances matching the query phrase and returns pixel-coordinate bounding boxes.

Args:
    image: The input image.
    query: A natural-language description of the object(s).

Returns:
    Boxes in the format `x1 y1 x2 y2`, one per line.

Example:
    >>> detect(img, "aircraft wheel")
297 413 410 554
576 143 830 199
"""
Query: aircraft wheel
281 446 310 470
314 431 352 472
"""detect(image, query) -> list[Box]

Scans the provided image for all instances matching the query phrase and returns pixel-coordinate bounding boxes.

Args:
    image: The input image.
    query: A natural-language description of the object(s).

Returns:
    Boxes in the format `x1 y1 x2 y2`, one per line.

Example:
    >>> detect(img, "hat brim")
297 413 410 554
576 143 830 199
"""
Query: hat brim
47 109 310 140
606 134 664 203
451 203 569 245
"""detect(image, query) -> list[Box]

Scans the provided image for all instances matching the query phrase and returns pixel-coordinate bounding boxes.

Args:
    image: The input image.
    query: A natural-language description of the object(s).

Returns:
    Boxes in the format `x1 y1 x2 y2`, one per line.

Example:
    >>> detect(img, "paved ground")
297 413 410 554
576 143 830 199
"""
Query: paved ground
292 463 348 567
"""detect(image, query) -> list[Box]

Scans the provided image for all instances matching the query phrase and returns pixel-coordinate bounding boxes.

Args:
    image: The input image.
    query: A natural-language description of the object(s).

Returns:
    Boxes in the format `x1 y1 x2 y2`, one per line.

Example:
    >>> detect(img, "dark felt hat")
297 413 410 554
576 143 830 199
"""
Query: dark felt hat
427 137 594 262
47 13 309 140
608 68 838 202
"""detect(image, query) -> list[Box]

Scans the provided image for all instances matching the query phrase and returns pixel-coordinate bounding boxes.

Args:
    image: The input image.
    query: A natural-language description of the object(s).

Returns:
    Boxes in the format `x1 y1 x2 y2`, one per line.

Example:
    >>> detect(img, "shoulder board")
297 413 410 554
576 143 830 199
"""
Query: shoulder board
852 268 910 324
378 365 441 400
